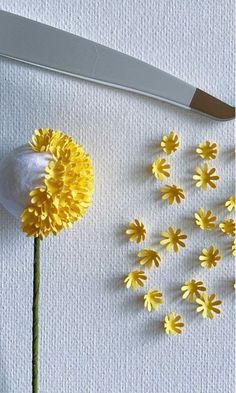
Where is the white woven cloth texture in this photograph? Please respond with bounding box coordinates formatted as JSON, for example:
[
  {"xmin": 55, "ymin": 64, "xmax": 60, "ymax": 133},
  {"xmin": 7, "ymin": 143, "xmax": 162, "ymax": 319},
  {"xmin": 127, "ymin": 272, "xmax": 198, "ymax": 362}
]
[{"xmin": 0, "ymin": 1, "xmax": 235, "ymax": 392}]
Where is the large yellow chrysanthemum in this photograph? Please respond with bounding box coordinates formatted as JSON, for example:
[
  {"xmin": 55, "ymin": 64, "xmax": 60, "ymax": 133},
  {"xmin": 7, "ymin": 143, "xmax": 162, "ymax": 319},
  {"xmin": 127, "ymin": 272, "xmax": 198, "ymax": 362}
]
[{"xmin": 21, "ymin": 128, "xmax": 94, "ymax": 238}]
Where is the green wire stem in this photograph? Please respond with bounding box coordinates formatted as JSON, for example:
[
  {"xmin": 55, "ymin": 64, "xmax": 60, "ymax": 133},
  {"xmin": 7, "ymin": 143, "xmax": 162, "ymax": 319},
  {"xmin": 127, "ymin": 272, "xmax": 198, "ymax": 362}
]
[{"xmin": 32, "ymin": 237, "xmax": 40, "ymax": 393}]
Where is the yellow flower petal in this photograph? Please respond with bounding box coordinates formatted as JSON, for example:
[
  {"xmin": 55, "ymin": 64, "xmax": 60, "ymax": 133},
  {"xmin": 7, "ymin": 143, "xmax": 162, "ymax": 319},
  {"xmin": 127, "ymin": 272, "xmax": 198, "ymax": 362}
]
[
  {"xmin": 196, "ymin": 141, "xmax": 217, "ymax": 160},
  {"xmin": 144, "ymin": 289, "xmax": 164, "ymax": 312},
  {"xmin": 152, "ymin": 158, "xmax": 170, "ymax": 181},
  {"xmin": 164, "ymin": 313, "xmax": 184, "ymax": 335},
  {"xmin": 194, "ymin": 208, "xmax": 217, "ymax": 230},
  {"xmin": 160, "ymin": 184, "xmax": 185, "ymax": 205},
  {"xmin": 160, "ymin": 131, "xmax": 179, "ymax": 155},
  {"xmin": 181, "ymin": 280, "xmax": 206, "ymax": 302},
  {"xmin": 193, "ymin": 163, "xmax": 219, "ymax": 191},
  {"xmin": 196, "ymin": 293, "xmax": 222, "ymax": 319},
  {"xmin": 126, "ymin": 219, "xmax": 146, "ymax": 243},
  {"xmin": 199, "ymin": 245, "xmax": 221, "ymax": 269},
  {"xmin": 219, "ymin": 219, "xmax": 235, "ymax": 237},
  {"xmin": 137, "ymin": 249, "xmax": 161, "ymax": 269},
  {"xmin": 160, "ymin": 227, "xmax": 187, "ymax": 253},
  {"xmin": 124, "ymin": 271, "xmax": 147, "ymax": 290}
]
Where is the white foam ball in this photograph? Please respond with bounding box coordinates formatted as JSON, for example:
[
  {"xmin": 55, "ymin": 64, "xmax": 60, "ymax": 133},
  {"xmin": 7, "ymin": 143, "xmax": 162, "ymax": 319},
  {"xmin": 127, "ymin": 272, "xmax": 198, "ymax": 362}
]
[{"xmin": 0, "ymin": 144, "xmax": 52, "ymax": 218}]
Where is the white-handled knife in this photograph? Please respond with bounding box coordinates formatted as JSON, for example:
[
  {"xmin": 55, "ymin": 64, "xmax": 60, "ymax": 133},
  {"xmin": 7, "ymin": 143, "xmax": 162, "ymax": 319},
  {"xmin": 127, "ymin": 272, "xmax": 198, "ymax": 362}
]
[{"xmin": 0, "ymin": 10, "xmax": 234, "ymax": 120}]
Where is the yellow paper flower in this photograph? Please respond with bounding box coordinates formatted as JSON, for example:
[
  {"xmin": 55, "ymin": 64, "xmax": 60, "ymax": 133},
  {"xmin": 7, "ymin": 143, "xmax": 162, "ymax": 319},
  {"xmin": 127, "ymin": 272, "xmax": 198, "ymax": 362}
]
[
  {"xmin": 181, "ymin": 280, "xmax": 206, "ymax": 302},
  {"xmin": 161, "ymin": 131, "xmax": 179, "ymax": 155},
  {"xmin": 225, "ymin": 196, "xmax": 236, "ymax": 212},
  {"xmin": 196, "ymin": 141, "xmax": 217, "ymax": 160},
  {"xmin": 196, "ymin": 293, "xmax": 222, "ymax": 319},
  {"xmin": 126, "ymin": 219, "xmax": 146, "ymax": 243},
  {"xmin": 164, "ymin": 313, "xmax": 184, "ymax": 335},
  {"xmin": 160, "ymin": 227, "xmax": 187, "ymax": 252},
  {"xmin": 124, "ymin": 270, "xmax": 147, "ymax": 289},
  {"xmin": 194, "ymin": 208, "xmax": 217, "ymax": 230},
  {"xmin": 21, "ymin": 129, "xmax": 94, "ymax": 238},
  {"xmin": 160, "ymin": 184, "xmax": 185, "ymax": 205},
  {"xmin": 199, "ymin": 245, "xmax": 221, "ymax": 269},
  {"xmin": 152, "ymin": 158, "xmax": 170, "ymax": 181},
  {"xmin": 193, "ymin": 163, "xmax": 219, "ymax": 191},
  {"xmin": 219, "ymin": 219, "xmax": 235, "ymax": 237},
  {"xmin": 137, "ymin": 249, "xmax": 161, "ymax": 269},
  {"xmin": 144, "ymin": 289, "xmax": 163, "ymax": 312},
  {"xmin": 232, "ymin": 240, "xmax": 236, "ymax": 257}
]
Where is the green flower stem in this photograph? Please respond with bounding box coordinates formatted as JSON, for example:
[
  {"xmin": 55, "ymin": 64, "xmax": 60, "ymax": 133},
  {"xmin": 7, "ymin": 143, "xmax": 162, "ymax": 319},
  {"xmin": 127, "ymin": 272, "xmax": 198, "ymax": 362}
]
[{"xmin": 32, "ymin": 237, "xmax": 40, "ymax": 393}]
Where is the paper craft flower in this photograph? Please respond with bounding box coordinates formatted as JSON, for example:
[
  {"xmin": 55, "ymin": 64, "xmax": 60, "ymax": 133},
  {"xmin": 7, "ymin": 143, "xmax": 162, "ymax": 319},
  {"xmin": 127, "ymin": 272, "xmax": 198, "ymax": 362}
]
[
  {"xmin": 219, "ymin": 219, "xmax": 235, "ymax": 237},
  {"xmin": 164, "ymin": 313, "xmax": 184, "ymax": 335},
  {"xmin": 181, "ymin": 280, "xmax": 206, "ymax": 302},
  {"xmin": 126, "ymin": 219, "xmax": 146, "ymax": 243},
  {"xmin": 196, "ymin": 141, "xmax": 217, "ymax": 160},
  {"xmin": 160, "ymin": 184, "xmax": 185, "ymax": 205},
  {"xmin": 152, "ymin": 158, "xmax": 170, "ymax": 181},
  {"xmin": 199, "ymin": 246, "xmax": 221, "ymax": 269},
  {"xmin": 160, "ymin": 131, "xmax": 179, "ymax": 155},
  {"xmin": 160, "ymin": 227, "xmax": 187, "ymax": 252},
  {"xmin": 0, "ymin": 129, "xmax": 94, "ymax": 238},
  {"xmin": 225, "ymin": 196, "xmax": 236, "ymax": 212},
  {"xmin": 196, "ymin": 293, "xmax": 222, "ymax": 319},
  {"xmin": 193, "ymin": 163, "xmax": 219, "ymax": 190},
  {"xmin": 232, "ymin": 240, "xmax": 236, "ymax": 257},
  {"xmin": 124, "ymin": 270, "xmax": 147, "ymax": 289},
  {"xmin": 0, "ymin": 128, "xmax": 94, "ymax": 393},
  {"xmin": 137, "ymin": 249, "xmax": 161, "ymax": 269},
  {"xmin": 194, "ymin": 208, "xmax": 217, "ymax": 230},
  {"xmin": 144, "ymin": 289, "xmax": 163, "ymax": 312}
]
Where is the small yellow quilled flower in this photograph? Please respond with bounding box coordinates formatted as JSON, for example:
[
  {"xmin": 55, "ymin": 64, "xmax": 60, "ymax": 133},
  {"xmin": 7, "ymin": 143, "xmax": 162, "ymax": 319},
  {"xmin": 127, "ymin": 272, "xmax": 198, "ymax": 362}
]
[
  {"xmin": 164, "ymin": 313, "xmax": 184, "ymax": 335},
  {"xmin": 152, "ymin": 158, "xmax": 170, "ymax": 181},
  {"xmin": 160, "ymin": 227, "xmax": 187, "ymax": 253},
  {"xmin": 144, "ymin": 290, "xmax": 164, "ymax": 312},
  {"xmin": 137, "ymin": 249, "xmax": 161, "ymax": 269},
  {"xmin": 219, "ymin": 219, "xmax": 235, "ymax": 237},
  {"xmin": 232, "ymin": 240, "xmax": 236, "ymax": 257},
  {"xmin": 199, "ymin": 245, "xmax": 221, "ymax": 269},
  {"xmin": 160, "ymin": 131, "xmax": 179, "ymax": 155},
  {"xmin": 193, "ymin": 163, "xmax": 219, "ymax": 191},
  {"xmin": 124, "ymin": 271, "xmax": 147, "ymax": 289},
  {"xmin": 160, "ymin": 184, "xmax": 185, "ymax": 205},
  {"xmin": 194, "ymin": 208, "xmax": 217, "ymax": 230},
  {"xmin": 126, "ymin": 219, "xmax": 146, "ymax": 243},
  {"xmin": 196, "ymin": 141, "xmax": 217, "ymax": 160},
  {"xmin": 196, "ymin": 293, "xmax": 222, "ymax": 319},
  {"xmin": 225, "ymin": 196, "xmax": 236, "ymax": 212},
  {"xmin": 181, "ymin": 280, "xmax": 206, "ymax": 302}
]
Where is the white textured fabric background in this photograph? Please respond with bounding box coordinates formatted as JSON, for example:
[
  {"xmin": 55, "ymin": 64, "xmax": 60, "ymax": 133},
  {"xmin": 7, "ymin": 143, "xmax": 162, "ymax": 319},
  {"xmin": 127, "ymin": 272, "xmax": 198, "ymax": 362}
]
[{"xmin": 0, "ymin": 1, "xmax": 235, "ymax": 392}]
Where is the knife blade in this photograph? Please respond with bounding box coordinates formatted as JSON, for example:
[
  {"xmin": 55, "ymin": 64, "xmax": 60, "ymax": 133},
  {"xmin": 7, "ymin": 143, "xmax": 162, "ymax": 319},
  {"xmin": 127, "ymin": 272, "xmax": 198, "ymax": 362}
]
[{"xmin": 0, "ymin": 10, "xmax": 234, "ymax": 120}]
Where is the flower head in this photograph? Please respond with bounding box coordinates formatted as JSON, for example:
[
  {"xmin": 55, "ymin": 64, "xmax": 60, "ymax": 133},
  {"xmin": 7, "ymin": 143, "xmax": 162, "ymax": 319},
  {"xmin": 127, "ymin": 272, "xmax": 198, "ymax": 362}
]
[
  {"xmin": 194, "ymin": 208, "xmax": 217, "ymax": 230},
  {"xmin": 199, "ymin": 246, "xmax": 221, "ymax": 269},
  {"xmin": 19, "ymin": 129, "xmax": 94, "ymax": 238},
  {"xmin": 124, "ymin": 270, "xmax": 147, "ymax": 289},
  {"xmin": 196, "ymin": 141, "xmax": 217, "ymax": 160},
  {"xmin": 164, "ymin": 313, "xmax": 184, "ymax": 335},
  {"xmin": 161, "ymin": 131, "xmax": 179, "ymax": 155},
  {"xmin": 160, "ymin": 227, "xmax": 187, "ymax": 252},
  {"xmin": 152, "ymin": 158, "xmax": 170, "ymax": 181},
  {"xmin": 232, "ymin": 240, "xmax": 236, "ymax": 257},
  {"xmin": 196, "ymin": 293, "xmax": 222, "ymax": 319},
  {"xmin": 144, "ymin": 289, "xmax": 163, "ymax": 312},
  {"xmin": 181, "ymin": 280, "xmax": 206, "ymax": 302},
  {"xmin": 137, "ymin": 249, "xmax": 161, "ymax": 269},
  {"xmin": 225, "ymin": 196, "xmax": 236, "ymax": 212},
  {"xmin": 193, "ymin": 163, "xmax": 219, "ymax": 191},
  {"xmin": 160, "ymin": 184, "xmax": 185, "ymax": 205},
  {"xmin": 126, "ymin": 219, "xmax": 146, "ymax": 243},
  {"xmin": 219, "ymin": 219, "xmax": 235, "ymax": 237}
]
